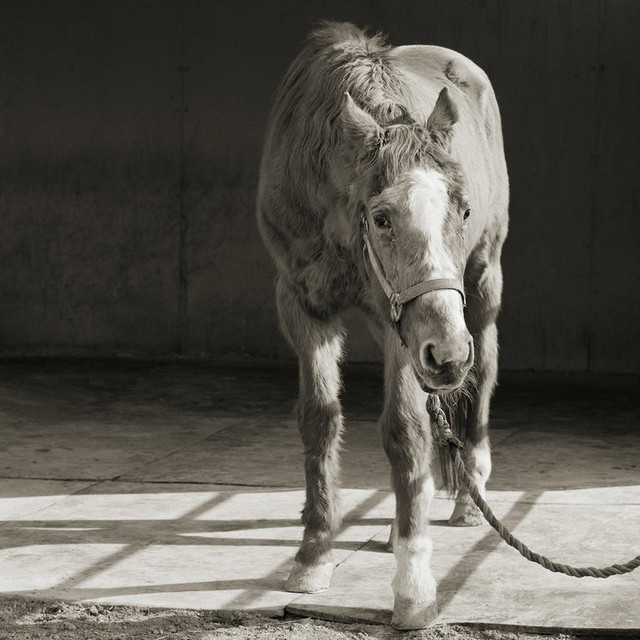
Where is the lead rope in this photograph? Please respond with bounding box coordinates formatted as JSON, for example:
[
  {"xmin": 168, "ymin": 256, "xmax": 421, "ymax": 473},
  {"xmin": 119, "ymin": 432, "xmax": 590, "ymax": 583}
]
[{"xmin": 426, "ymin": 395, "xmax": 640, "ymax": 578}]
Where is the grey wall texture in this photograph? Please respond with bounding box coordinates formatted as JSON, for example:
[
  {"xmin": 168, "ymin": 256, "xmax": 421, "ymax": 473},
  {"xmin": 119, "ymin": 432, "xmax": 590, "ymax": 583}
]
[{"xmin": 0, "ymin": 1, "xmax": 638, "ymax": 372}]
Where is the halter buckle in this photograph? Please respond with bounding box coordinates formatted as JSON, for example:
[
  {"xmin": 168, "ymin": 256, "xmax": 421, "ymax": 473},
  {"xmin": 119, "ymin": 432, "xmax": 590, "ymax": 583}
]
[{"xmin": 390, "ymin": 293, "xmax": 403, "ymax": 323}]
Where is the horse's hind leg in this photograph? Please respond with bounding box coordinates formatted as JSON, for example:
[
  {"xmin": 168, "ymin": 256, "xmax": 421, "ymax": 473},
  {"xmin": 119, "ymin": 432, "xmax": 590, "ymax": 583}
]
[
  {"xmin": 449, "ymin": 257, "xmax": 502, "ymax": 526},
  {"xmin": 276, "ymin": 278, "xmax": 345, "ymax": 593},
  {"xmin": 381, "ymin": 331, "xmax": 438, "ymax": 629}
]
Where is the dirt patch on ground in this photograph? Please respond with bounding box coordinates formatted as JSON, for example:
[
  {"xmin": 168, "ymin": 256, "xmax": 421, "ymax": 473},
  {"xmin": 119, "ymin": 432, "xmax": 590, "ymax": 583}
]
[{"xmin": 0, "ymin": 598, "xmax": 613, "ymax": 640}]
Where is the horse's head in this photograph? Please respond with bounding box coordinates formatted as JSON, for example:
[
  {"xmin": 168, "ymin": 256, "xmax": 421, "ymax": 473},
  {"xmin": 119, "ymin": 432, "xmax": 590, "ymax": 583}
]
[{"xmin": 342, "ymin": 88, "xmax": 472, "ymax": 393}]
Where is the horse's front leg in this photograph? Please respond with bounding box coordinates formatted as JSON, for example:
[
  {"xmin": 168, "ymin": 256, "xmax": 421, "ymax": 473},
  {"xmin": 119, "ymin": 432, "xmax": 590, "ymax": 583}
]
[
  {"xmin": 276, "ymin": 279, "xmax": 345, "ymax": 593},
  {"xmin": 381, "ymin": 331, "xmax": 438, "ymax": 629}
]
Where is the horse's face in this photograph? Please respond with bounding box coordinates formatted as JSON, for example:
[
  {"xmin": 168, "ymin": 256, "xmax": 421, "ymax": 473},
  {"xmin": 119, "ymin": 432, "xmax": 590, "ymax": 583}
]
[
  {"xmin": 364, "ymin": 166, "xmax": 472, "ymax": 393},
  {"xmin": 342, "ymin": 89, "xmax": 473, "ymax": 393}
]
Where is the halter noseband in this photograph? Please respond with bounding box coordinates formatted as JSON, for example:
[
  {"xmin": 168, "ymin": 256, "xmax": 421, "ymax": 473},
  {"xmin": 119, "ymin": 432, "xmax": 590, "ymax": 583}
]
[{"xmin": 361, "ymin": 215, "xmax": 466, "ymax": 327}]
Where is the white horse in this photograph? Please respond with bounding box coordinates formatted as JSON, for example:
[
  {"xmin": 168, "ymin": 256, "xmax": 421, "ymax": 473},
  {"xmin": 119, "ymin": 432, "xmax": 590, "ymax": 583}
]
[{"xmin": 257, "ymin": 22, "xmax": 508, "ymax": 629}]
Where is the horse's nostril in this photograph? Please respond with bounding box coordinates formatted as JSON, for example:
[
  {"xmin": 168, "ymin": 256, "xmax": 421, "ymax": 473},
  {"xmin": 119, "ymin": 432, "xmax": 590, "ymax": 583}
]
[
  {"xmin": 423, "ymin": 337, "xmax": 472, "ymax": 370},
  {"xmin": 424, "ymin": 343, "xmax": 438, "ymax": 369},
  {"xmin": 465, "ymin": 339, "xmax": 474, "ymax": 366}
]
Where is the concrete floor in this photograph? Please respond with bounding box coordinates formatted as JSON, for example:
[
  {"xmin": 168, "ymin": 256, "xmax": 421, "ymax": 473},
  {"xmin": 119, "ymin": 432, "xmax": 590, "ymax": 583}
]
[{"xmin": 0, "ymin": 360, "xmax": 638, "ymax": 634}]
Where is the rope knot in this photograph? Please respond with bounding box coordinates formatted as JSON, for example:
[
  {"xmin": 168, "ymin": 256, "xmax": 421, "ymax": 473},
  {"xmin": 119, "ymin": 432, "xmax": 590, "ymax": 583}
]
[{"xmin": 426, "ymin": 395, "xmax": 464, "ymax": 449}]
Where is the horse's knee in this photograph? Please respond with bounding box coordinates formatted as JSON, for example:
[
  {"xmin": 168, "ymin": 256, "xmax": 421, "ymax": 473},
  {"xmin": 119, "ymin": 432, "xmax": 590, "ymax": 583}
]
[{"xmin": 296, "ymin": 398, "xmax": 342, "ymax": 436}]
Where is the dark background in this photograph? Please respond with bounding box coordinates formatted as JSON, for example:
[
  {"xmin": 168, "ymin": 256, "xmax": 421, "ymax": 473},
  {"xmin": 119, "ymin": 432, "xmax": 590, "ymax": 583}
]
[{"xmin": 1, "ymin": 0, "xmax": 638, "ymax": 373}]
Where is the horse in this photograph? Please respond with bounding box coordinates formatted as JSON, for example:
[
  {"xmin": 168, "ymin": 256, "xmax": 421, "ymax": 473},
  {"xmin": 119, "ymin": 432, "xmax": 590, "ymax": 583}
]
[{"xmin": 256, "ymin": 22, "xmax": 508, "ymax": 629}]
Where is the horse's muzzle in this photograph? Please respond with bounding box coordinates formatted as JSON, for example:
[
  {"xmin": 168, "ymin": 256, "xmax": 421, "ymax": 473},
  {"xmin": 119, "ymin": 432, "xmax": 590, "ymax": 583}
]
[{"xmin": 415, "ymin": 336, "xmax": 474, "ymax": 394}]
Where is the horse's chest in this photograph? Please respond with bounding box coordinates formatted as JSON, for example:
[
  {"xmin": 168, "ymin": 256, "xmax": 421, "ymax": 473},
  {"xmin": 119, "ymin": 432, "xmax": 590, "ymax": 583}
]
[{"xmin": 293, "ymin": 245, "xmax": 360, "ymax": 316}]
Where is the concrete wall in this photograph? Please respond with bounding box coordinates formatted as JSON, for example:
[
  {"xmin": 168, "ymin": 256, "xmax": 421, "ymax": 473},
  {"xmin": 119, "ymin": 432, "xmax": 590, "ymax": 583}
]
[{"xmin": 1, "ymin": 1, "xmax": 638, "ymax": 372}]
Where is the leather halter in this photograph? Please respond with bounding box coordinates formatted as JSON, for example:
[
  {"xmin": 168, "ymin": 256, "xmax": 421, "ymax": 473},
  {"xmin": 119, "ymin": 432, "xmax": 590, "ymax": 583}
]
[{"xmin": 362, "ymin": 215, "xmax": 466, "ymax": 326}]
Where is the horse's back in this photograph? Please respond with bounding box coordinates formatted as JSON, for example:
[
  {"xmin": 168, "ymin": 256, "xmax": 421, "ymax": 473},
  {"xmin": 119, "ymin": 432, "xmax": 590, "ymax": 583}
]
[
  {"xmin": 391, "ymin": 46, "xmax": 492, "ymax": 106},
  {"xmin": 390, "ymin": 44, "xmax": 509, "ymax": 253}
]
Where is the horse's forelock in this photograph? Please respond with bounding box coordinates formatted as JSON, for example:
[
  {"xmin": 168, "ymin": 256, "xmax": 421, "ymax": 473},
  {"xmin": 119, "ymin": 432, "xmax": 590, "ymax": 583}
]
[{"xmin": 365, "ymin": 124, "xmax": 463, "ymax": 197}]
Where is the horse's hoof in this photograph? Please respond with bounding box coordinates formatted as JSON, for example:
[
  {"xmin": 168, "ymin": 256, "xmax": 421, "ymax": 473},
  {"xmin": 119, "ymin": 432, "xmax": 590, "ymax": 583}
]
[
  {"xmin": 391, "ymin": 598, "xmax": 438, "ymax": 630},
  {"xmin": 448, "ymin": 502, "xmax": 483, "ymax": 526},
  {"xmin": 284, "ymin": 560, "xmax": 333, "ymax": 593}
]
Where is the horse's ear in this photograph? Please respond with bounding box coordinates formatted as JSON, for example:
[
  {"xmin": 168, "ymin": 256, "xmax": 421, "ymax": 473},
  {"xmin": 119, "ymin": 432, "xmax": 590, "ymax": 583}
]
[
  {"xmin": 342, "ymin": 92, "xmax": 382, "ymax": 145},
  {"xmin": 426, "ymin": 87, "xmax": 458, "ymax": 148}
]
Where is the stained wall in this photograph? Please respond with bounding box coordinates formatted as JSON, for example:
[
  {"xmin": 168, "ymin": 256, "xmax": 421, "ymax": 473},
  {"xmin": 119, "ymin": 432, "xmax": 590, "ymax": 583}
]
[{"xmin": 1, "ymin": 1, "xmax": 638, "ymax": 372}]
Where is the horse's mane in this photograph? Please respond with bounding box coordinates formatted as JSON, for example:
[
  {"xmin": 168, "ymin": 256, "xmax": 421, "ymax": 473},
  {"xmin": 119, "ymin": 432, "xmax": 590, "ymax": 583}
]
[
  {"xmin": 267, "ymin": 20, "xmax": 467, "ymax": 229},
  {"xmin": 269, "ymin": 23, "xmax": 439, "ymax": 196}
]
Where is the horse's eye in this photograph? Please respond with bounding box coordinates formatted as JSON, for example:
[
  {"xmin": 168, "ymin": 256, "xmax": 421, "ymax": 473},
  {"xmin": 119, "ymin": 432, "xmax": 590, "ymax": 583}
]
[
  {"xmin": 373, "ymin": 214, "xmax": 391, "ymax": 229},
  {"xmin": 463, "ymin": 208, "xmax": 471, "ymax": 220}
]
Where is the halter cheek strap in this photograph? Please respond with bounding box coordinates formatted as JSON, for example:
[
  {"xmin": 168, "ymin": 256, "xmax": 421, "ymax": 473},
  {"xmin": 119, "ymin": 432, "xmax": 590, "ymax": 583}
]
[{"xmin": 362, "ymin": 216, "xmax": 466, "ymax": 324}]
